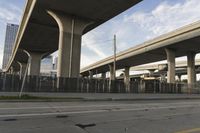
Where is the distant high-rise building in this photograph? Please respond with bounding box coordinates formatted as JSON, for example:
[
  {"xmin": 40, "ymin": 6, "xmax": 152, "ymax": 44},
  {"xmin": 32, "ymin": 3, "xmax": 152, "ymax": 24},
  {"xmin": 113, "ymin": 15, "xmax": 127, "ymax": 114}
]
[
  {"xmin": 53, "ymin": 56, "xmax": 58, "ymax": 70},
  {"xmin": 2, "ymin": 23, "xmax": 19, "ymax": 69},
  {"xmin": 40, "ymin": 55, "xmax": 53, "ymax": 76}
]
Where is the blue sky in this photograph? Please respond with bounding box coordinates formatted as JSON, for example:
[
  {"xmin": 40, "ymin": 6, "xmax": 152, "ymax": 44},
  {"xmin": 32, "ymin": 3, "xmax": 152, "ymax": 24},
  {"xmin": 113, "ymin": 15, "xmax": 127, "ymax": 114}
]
[{"xmin": 0, "ymin": 0, "xmax": 200, "ymax": 69}]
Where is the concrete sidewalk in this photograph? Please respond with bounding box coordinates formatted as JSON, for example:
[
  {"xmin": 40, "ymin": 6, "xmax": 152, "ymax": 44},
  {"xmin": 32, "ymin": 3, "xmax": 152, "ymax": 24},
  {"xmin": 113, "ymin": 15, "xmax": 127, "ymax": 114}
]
[{"xmin": 0, "ymin": 92, "xmax": 200, "ymax": 101}]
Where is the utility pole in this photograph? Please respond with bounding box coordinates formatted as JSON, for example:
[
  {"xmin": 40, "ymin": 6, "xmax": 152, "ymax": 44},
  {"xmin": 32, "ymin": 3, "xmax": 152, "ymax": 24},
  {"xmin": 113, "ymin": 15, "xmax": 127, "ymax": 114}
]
[
  {"xmin": 19, "ymin": 56, "xmax": 31, "ymax": 98},
  {"xmin": 113, "ymin": 34, "xmax": 117, "ymax": 80},
  {"xmin": 109, "ymin": 35, "xmax": 117, "ymax": 92}
]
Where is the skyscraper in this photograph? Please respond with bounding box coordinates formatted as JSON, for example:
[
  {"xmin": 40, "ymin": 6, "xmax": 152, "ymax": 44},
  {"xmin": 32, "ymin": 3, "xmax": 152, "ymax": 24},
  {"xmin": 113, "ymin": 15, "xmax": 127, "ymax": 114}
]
[
  {"xmin": 53, "ymin": 56, "xmax": 58, "ymax": 70},
  {"xmin": 2, "ymin": 23, "xmax": 19, "ymax": 69}
]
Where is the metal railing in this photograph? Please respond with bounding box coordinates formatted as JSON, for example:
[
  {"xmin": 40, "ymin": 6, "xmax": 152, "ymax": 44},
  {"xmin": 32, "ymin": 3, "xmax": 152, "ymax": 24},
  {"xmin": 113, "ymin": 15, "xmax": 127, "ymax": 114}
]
[{"xmin": 0, "ymin": 74, "xmax": 199, "ymax": 94}]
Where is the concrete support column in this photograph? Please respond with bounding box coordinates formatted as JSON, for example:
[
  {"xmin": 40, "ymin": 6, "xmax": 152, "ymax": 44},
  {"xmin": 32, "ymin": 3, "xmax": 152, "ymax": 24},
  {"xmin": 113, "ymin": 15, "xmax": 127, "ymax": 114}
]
[
  {"xmin": 12, "ymin": 70, "xmax": 19, "ymax": 75},
  {"xmin": 124, "ymin": 67, "xmax": 130, "ymax": 93},
  {"xmin": 18, "ymin": 62, "xmax": 27, "ymax": 80},
  {"xmin": 148, "ymin": 69, "xmax": 155, "ymax": 77},
  {"xmin": 28, "ymin": 52, "xmax": 43, "ymax": 76},
  {"xmin": 109, "ymin": 64, "xmax": 115, "ymax": 80},
  {"xmin": 177, "ymin": 74, "xmax": 182, "ymax": 82},
  {"xmin": 7, "ymin": 69, "xmax": 11, "ymax": 75},
  {"xmin": 101, "ymin": 73, "xmax": 106, "ymax": 79},
  {"xmin": 160, "ymin": 73, "xmax": 167, "ymax": 83},
  {"xmin": 165, "ymin": 48, "xmax": 176, "ymax": 83},
  {"xmin": 89, "ymin": 71, "xmax": 93, "ymax": 79},
  {"xmin": 187, "ymin": 52, "xmax": 196, "ymax": 84},
  {"xmin": 47, "ymin": 11, "xmax": 92, "ymax": 78},
  {"xmin": 10, "ymin": 67, "xmax": 14, "ymax": 75}
]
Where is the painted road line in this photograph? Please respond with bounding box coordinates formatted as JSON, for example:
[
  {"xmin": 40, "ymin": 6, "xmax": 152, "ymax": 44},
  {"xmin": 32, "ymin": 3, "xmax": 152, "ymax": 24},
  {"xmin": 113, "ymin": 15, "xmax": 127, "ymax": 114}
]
[
  {"xmin": 0, "ymin": 104, "xmax": 147, "ymax": 110},
  {"xmin": 0, "ymin": 102, "xmax": 200, "ymax": 110},
  {"xmin": 0, "ymin": 104, "xmax": 199, "ymax": 118}
]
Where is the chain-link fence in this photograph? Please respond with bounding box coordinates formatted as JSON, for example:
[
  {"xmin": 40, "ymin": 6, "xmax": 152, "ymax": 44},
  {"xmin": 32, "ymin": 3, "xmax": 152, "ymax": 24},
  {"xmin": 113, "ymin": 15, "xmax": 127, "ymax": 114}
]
[{"xmin": 0, "ymin": 74, "xmax": 199, "ymax": 94}]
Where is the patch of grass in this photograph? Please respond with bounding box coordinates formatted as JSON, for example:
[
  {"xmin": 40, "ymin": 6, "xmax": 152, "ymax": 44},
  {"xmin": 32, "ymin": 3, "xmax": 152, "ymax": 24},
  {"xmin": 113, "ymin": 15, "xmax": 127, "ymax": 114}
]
[
  {"xmin": 0, "ymin": 94, "xmax": 43, "ymax": 100},
  {"xmin": 0, "ymin": 94, "xmax": 84, "ymax": 101}
]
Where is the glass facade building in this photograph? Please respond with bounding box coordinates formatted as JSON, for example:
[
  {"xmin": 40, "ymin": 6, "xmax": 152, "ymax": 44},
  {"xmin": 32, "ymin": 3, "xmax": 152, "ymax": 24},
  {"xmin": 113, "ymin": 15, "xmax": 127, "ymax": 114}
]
[{"xmin": 2, "ymin": 23, "xmax": 19, "ymax": 69}]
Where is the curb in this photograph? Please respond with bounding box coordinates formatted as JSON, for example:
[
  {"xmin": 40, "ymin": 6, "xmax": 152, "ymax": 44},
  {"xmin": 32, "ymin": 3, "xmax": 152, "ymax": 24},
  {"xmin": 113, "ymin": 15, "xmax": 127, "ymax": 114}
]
[
  {"xmin": 1, "ymin": 97, "xmax": 200, "ymax": 102},
  {"xmin": 83, "ymin": 97, "xmax": 200, "ymax": 101}
]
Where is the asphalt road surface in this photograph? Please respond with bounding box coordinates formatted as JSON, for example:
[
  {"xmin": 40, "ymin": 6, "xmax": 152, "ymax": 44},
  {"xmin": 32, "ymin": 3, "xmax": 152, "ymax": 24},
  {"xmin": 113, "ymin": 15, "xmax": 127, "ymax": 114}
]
[{"xmin": 0, "ymin": 100, "xmax": 200, "ymax": 133}]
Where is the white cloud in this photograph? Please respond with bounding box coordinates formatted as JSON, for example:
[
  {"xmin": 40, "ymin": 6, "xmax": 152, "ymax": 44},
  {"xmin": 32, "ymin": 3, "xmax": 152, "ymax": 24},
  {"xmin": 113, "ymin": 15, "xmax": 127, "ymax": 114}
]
[
  {"xmin": 126, "ymin": 0, "xmax": 200, "ymax": 39},
  {"xmin": 81, "ymin": 30, "xmax": 113, "ymax": 68},
  {"xmin": 81, "ymin": 0, "xmax": 200, "ymax": 68},
  {"xmin": 82, "ymin": 34, "xmax": 107, "ymax": 59},
  {"xmin": 0, "ymin": 3, "xmax": 22, "ymax": 23},
  {"xmin": 81, "ymin": 54, "xmax": 98, "ymax": 68}
]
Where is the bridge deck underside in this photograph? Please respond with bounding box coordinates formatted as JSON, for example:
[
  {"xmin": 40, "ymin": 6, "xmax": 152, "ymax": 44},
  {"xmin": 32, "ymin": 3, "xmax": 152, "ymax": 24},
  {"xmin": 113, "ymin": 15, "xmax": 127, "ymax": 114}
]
[{"xmin": 12, "ymin": 0, "xmax": 142, "ymax": 66}]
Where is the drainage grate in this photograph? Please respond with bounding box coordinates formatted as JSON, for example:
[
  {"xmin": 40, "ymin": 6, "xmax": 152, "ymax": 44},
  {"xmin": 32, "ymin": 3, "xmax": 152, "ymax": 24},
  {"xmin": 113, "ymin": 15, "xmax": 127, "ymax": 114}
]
[
  {"xmin": 76, "ymin": 123, "xmax": 96, "ymax": 129},
  {"xmin": 3, "ymin": 119, "xmax": 17, "ymax": 122}
]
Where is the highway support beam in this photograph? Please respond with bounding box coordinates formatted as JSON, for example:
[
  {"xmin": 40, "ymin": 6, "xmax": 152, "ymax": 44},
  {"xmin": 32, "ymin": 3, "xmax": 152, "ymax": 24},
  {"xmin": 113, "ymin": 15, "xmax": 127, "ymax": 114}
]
[
  {"xmin": 47, "ymin": 11, "xmax": 92, "ymax": 78},
  {"xmin": 177, "ymin": 74, "xmax": 182, "ymax": 82},
  {"xmin": 10, "ymin": 66, "xmax": 15, "ymax": 75},
  {"xmin": 28, "ymin": 52, "xmax": 43, "ymax": 76},
  {"xmin": 165, "ymin": 48, "xmax": 175, "ymax": 83},
  {"xmin": 187, "ymin": 52, "xmax": 196, "ymax": 84},
  {"xmin": 124, "ymin": 67, "xmax": 130, "ymax": 93},
  {"xmin": 148, "ymin": 69, "xmax": 155, "ymax": 77},
  {"xmin": 24, "ymin": 52, "xmax": 44, "ymax": 92},
  {"xmin": 109, "ymin": 64, "xmax": 115, "ymax": 81},
  {"xmin": 101, "ymin": 72, "xmax": 106, "ymax": 79},
  {"xmin": 89, "ymin": 71, "xmax": 93, "ymax": 79},
  {"xmin": 10, "ymin": 65, "xmax": 20, "ymax": 75}
]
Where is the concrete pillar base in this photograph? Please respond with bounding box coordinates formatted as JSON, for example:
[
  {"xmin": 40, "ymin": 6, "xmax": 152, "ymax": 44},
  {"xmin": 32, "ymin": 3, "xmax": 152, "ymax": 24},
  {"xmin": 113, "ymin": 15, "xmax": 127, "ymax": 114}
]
[
  {"xmin": 10, "ymin": 67, "xmax": 14, "ymax": 75},
  {"xmin": 177, "ymin": 74, "xmax": 182, "ymax": 82},
  {"xmin": 101, "ymin": 73, "xmax": 106, "ymax": 79},
  {"xmin": 28, "ymin": 52, "xmax": 43, "ymax": 76},
  {"xmin": 165, "ymin": 48, "xmax": 175, "ymax": 83},
  {"xmin": 187, "ymin": 52, "xmax": 196, "ymax": 85},
  {"xmin": 124, "ymin": 67, "xmax": 130, "ymax": 93},
  {"xmin": 89, "ymin": 71, "xmax": 93, "ymax": 79},
  {"xmin": 148, "ymin": 69, "xmax": 155, "ymax": 77},
  {"xmin": 18, "ymin": 62, "xmax": 27, "ymax": 80}
]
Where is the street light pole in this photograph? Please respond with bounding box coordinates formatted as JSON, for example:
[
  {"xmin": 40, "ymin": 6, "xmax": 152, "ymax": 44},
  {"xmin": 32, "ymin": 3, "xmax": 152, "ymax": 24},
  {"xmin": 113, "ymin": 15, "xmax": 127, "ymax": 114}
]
[{"xmin": 113, "ymin": 34, "xmax": 117, "ymax": 80}]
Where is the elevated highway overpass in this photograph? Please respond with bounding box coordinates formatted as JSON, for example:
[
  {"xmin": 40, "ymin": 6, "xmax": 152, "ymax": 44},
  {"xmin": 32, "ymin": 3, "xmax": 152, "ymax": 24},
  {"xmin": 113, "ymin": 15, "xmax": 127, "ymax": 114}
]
[
  {"xmin": 124, "ymin": 59, "xmax": 200, "ymax": 81},
  {"xmin": 5, "ymin": 0, "xmax": 142, "ymax": 86},
  {"xmin": 81, "ymin": 21, "xmax": 200, "ymax": 86},
  {"xmin": 84, "ymin": 59, "xmax": 200, "ymax": 81},
  {"xmin": 130, "ymin": 59, "xmax": 200, "ymax": 71}
]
